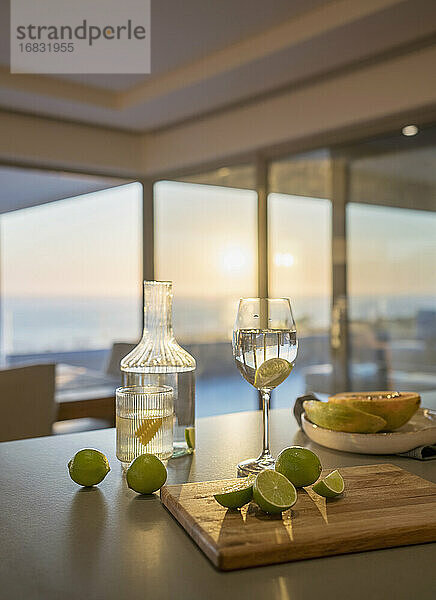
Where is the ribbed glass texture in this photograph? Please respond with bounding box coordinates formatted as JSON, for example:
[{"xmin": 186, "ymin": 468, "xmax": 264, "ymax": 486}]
[
  {"xmin": 121, "ymin": 281, "xmax": 196, "ymax": 372},
  {"xmin": 116, "ymin": 385, "xmax": 174, "ymax": 464}
]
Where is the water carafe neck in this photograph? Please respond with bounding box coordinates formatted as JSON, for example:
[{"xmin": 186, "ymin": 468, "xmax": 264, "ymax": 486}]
[{"xmin": 142, "ymin": 281, "xmax": 174, "ymax": 341}]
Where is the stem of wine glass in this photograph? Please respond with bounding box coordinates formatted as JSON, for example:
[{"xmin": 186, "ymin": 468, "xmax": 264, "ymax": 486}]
[{"xmin": 259, "ymin": 389, "xmax": 272, "ymax": 460}]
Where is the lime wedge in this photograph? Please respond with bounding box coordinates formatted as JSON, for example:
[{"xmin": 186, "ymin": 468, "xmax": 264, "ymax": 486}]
[
  {"xmin": 185, "ymin": 426, "xmax": 195, "ymax": 450},
  {"xmin": 254, "ymin": 358, "xmax": 292, "ymax": 390},
  {"xmin": 253, "ymin": 470, "xmax": 297, "ymax": 514},
  {"xmin": 312, "ymin": 470, "xmax": 344, "ymax": 498},
  {"xmin": 214, "ymin": 476, "xmax": 255, "ymax": 509}
]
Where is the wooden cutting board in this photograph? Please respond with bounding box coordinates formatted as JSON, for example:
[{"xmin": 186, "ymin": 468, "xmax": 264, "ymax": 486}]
[{"xmin": 160, "ymin": 463, "xmax": 436, "ymax": 570}]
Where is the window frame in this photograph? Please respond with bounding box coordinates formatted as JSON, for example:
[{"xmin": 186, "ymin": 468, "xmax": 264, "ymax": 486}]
[
  {"xmin": 151, "ymin": 123, "xmax": 436, "ymax": 396},
  {"xmin": 1, "ymin": 120, "xmax": 435, "ymax": 397}
]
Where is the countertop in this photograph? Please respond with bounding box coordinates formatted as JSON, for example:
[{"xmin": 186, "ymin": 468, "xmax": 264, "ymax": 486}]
[{"xmin": 1, "ymin": 394, "xmax": 436, "ymax": 600}]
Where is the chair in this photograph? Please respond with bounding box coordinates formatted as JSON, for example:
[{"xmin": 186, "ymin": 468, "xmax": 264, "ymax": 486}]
[
  {"xmin": 0, "ymin": 363, "xmax": 55, "ymax": 442},
  {"xmin": 105, "ymin": 342, "xmax": 136, "ymax": 377}
]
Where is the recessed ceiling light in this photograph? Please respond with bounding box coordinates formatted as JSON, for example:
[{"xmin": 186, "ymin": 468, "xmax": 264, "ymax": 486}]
[{"xmin": 402, "ymin": 125, "xmax": 419, "ymax": 136}]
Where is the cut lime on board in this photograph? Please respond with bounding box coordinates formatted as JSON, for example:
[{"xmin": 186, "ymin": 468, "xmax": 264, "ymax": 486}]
[
  {"xmin": 312, "ymin": 470, "xmax": 344, "ymax": 498},
  {"xmin": 214, "ymin": 476, "xmax": 255, "ymax": 509},
  {"xmin": 254, "ymin": 358, "xmax": 292, "ymax": 390},
  {"xmin": 185, "ymin": 427, "xmax": 195, "ymax": 450},
  {"xmin": 253, "ymin": 470, "xmax": 297, "ymax": 514}
]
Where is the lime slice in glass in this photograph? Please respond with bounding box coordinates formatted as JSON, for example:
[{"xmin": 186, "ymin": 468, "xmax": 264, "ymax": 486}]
[
  {"xmin": 214, "ymin": 476, "xmax": 255, "ymax": 509},
  {"xmin": 135, "ymin": 417, "xmax": 163, "ymax": 446},
  {"xmin": 185, "ymin": 426, "xmax": 195, "ymax": 450},
  {"xmin": 253, "ymin": 470, "xmax": 297, "ymax": 514},
  {"xmin": 254, "ymin": 358, "xmax": 292, "ymax": 390},
  {"xmin": 312, "ymin": 470, "xmax": 344, "ymax": 498}
]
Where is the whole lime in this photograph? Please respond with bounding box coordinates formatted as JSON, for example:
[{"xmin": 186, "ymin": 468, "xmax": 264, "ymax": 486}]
[
  {"xmin": 68, "ymin": 448, "xmax": 110, "ymax": 487},
  {"xmin": 275, "ymin": 446, "xmax": 322, "ymax": 488},
  {"xmin": 126, "ymin": 453, "xmax": 167, "ymax": 494}
]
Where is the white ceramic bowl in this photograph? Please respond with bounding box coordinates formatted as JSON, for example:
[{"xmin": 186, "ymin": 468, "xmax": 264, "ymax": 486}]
[{"xmin": 301, "ymin": 407, "xmax": 436, "ymax": 454}]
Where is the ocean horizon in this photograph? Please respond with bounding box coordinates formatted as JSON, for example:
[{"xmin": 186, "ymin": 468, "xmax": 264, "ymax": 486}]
[{"xmin": 1, "ymin": 293, "xmax": 434, "ymax": 355}]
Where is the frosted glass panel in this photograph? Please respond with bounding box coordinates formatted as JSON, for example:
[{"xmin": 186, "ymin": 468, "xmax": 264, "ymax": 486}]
[
  {"xmin": 1, "ymin": 182, "xmax": 142, "ymax": 369},
  {"xmin": 268, "ymin": 191, "xmax": 332, "ymax": 404},
  {"xmin": 154, "ymin": 180, "xmax": 258, "ymax": 416}
]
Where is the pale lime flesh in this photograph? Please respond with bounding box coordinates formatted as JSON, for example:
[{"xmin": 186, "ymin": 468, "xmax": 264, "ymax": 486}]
[
  {"xmin": 312, "ymin": 469, "xmax": 344, "ymax": 498},
  {"xmin": 254, "ymin": 358, "xmax": 292, "ymax": 390},
  {"xmin": 253, "ymin": 470, "xmax": 297, "ymax": 514},
  {"xmin": 185, "ymin": 427, "xmax": 195, "ymax": 450}
]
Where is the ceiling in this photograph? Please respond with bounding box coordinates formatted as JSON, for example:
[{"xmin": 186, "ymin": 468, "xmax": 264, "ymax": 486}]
[
  {"xmin": 0, "ymin": 136, "xmax": 434, "ymax": 218},
  {"xmin": 0, "ymin": 0, "xmax": 325, "ymax": 90},
  {"xmin": 0, "ymin": 166, "xmax": 128, "ymax": 214},
  {"xmin": 0, "ymin": 0, "xmax": 435, "ymax": 131},
  {"xmin": 353, "ymin": 146, "xmax": 436, "ymax": 185}
]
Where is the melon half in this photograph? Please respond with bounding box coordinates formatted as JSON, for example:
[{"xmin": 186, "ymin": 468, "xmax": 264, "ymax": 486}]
[
  {"xmin": 328, "ymin": 391, "xmax": 420, "ymax": 431},
  {"xmin": 303, "ymin": 400, "xmax": 386, "ymax": 433}
]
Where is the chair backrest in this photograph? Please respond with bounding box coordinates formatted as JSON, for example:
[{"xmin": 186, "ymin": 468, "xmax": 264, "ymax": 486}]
[
  {"xmin": 106, "ymin": 342, "xmax": 136, "ymax": 377},
  {"xmin": 0, "ymin": 363, "xmax": 56, "ymax": 442}
]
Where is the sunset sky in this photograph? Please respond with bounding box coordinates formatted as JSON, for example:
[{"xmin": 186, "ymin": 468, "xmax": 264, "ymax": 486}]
[
  {"xmin": 155, "ymin": 181, "xmax": 332, "ymax": 302},
  {"xmin": 1, "ymin": 179, "xmax": 435, "ymax": 305},
  {"xmin": 348, "ymin": 203, "xmax": 436, "ymax": 296},
  {"xmin": 1, "ymin": 183, "xmax": 142, "ymax": 298}
]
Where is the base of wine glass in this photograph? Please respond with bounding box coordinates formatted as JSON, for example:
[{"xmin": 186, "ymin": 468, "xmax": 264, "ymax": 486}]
[{"xmin": 237, "ymin": 452, "xmax": 275, "ymax": 477}]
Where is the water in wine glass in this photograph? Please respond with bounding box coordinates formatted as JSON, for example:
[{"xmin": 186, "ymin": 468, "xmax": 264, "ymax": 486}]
[
  {"xmin": 233, "ymin": 298, "xmax": 298, "ymax": 476},
  {"xmin": 234, "ymin": 329, "xmax": 298, "ymax": 389}
]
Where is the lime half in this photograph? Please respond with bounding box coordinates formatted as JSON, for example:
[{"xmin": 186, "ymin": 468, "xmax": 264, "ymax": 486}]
[
  {"xmin": 185, "ymin": 427, "xmax": 195, "ymax": 450},
  {"xmin": 214, "ymin": 476, "xmax": 255, "ymax": 509},
  {"xmin": 312, "ymin": 470, "xmax": 344, "ymax": 498},
  {"xmin": 253, "ymin": 470, "xmax": 297, "ymax": 514},
  {"xmin": 254, "ymin": 358, "xmax": 292, "ymax": 390}
]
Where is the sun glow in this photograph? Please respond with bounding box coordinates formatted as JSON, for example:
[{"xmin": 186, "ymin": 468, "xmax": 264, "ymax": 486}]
[
  {"xmin": 219, "ymin": 245, "xmax": 250, "ymax": 274},
  {"xmin": 274, "ymin": 252, "xmax": 295, "ymax": 267}
]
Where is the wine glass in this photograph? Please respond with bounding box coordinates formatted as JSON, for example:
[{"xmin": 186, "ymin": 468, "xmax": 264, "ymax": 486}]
[{"xmin": 232, "ymin": 298, "xmax": 298, "ymax": 476}]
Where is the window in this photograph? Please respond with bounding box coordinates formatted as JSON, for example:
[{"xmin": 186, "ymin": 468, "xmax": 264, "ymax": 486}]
[
  {"xmin": 268, "ymin": 153, "xmax": 332, "ymax": 405},
  {"xmin": 347, "ymin": 133, "xmax": 436, "ymax": 392},
  {"xmin": 348, "ymin": 203, "xmax": 436, "ymax": 392},
  {"xmin": 1, "ymin": 183, "xmax": 142, "ymax": 370},
  {"xmin": 154, "ymin": 179, "xmax": 258, "ymax": 416}
]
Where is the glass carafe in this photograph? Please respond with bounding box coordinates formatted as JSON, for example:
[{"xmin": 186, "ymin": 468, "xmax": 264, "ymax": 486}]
[{"xmin": 120, "ymin": 281, "xmax": 196, "ymax": 457}]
